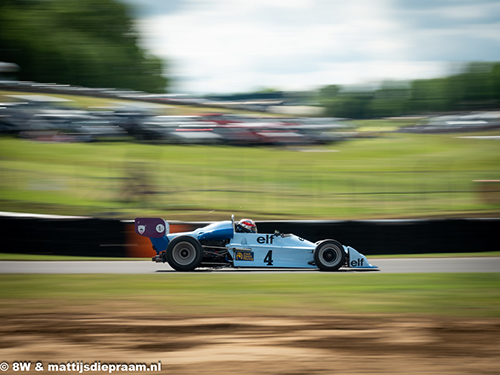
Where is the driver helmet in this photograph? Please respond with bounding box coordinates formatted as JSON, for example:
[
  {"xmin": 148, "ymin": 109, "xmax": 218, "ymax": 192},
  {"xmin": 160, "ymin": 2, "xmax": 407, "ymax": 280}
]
[{"xmin": 238, "ymin": 218, "xmax": 257, "ymax": 233}]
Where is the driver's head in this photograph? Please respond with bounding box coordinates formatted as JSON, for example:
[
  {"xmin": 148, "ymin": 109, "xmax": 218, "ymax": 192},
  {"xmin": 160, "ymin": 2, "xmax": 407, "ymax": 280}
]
[{"xmin": 238, "ymin": 218, "xmax": 257, "ymax": 233}]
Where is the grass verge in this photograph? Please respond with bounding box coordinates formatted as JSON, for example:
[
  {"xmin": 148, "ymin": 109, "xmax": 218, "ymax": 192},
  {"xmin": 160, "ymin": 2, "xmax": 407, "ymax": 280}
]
[
  {"xmin": 0, "ymin": 273, "xmax": 499, "ymax": 317},
  {"xmin": 1, "ymin": 130, "xmax": 500, "ymax": 221}
]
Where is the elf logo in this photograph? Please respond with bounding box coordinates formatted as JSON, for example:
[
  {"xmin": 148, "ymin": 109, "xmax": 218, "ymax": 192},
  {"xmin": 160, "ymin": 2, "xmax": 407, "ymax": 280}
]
[
  {"xmin": 257, "ymin": 235, "xmax": 274, "ymax": 244},
  {"xmin": 350, "ymin": 258, "xmax": 364, "ymax": 267}
]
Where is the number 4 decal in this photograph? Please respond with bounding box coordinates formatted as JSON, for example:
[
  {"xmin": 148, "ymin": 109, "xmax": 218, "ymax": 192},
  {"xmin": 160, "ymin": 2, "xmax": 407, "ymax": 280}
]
[{"xmin": 264, "ymin": 250, "xmax": 273, "ymax": 266}]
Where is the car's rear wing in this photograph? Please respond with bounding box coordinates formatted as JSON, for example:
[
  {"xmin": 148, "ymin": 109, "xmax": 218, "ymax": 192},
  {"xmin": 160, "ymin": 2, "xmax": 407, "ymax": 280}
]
[{"xmin": 135, "ymin": 218, "xmax": 169, "ymax": 238}]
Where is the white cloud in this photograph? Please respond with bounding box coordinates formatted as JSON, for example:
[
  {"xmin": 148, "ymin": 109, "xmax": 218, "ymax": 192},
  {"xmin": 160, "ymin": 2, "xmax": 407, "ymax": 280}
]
[{"xmin": 134, "ymin": 0, "xmax": 500, "ymax": 93}]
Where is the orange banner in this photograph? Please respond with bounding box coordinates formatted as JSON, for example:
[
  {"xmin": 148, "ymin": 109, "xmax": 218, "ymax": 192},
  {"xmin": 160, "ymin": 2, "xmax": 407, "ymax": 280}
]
[{"xmin": 125, "ymin": 223, "xmax": 194, "ymax": 258}]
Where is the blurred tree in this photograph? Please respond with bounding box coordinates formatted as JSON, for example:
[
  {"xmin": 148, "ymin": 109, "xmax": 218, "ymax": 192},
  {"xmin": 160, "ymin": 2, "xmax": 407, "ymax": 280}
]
[
  {"xmin": 319, "ymin": 84, "xmax": 340, "ymax": 99},
  {"xmin": 318, "ymin": 85, "xmax": 373, "ymax": 119},
  {"xmin": 0, "ymin": 0, "xmax": 168, "ymax": 93},
  {"xmin": 455, "ymin": 62, "xmax": 495, "ymax": 109},
  {"xmin": 255, "ymin": 87, "xmax": 280, "ymax": 93},
  {"xmin": 325, "ymin": 92, "xmax": 373, "ymax": 119},
  {"xmin": 369, "ymin": 81, "xmax": 410, "ymax": 118},
  {"xmin": 318, "ymin": 62, "xmax": 500, "ymax": 118},
  {"xmin": 407, "ymin": 78, "xmax": 450, "ymax": 113},
  {"xmin": 492, "ymin": 63, "xmax": 500, "ymax": 105},
  {"xmin": 318, "ymin": 85, "xmax": 341, "ymax": 117}
]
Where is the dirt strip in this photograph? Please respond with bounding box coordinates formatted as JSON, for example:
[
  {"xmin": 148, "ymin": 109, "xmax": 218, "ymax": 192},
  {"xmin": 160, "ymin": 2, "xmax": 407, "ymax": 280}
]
[{"xmin": 1, "ymin": 311, "xmax": 499, "ymax": 374}]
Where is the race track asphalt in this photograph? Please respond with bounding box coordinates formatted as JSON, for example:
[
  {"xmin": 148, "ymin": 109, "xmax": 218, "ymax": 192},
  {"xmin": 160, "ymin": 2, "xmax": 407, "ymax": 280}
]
[{"xmin": 0, "ymin": 257, "xmax": 499, "ymax": 273}]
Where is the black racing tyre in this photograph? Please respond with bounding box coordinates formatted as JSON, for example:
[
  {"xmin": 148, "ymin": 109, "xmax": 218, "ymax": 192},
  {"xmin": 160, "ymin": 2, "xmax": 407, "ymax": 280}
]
[
  {"xmin": 166, "ymin": 236, "xmax": 203, "ymax": 271},
  {"xmin": 314, "ymin": 239, "xmax": 346, "ymax": 271}
]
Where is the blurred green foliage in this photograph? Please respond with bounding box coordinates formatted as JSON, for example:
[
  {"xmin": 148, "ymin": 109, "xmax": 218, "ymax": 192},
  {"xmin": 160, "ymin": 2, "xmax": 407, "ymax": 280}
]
[
  {"xmin": 319, "ymin": 62, "xmax": 500, "ymax": 119},
  {"xmin": 0, "ymin": 0, "xmax": 167, "ymax": 93}
]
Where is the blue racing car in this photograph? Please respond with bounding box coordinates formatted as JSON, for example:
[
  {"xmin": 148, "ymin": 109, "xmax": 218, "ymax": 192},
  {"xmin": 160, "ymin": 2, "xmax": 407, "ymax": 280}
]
[{"xmin": 135, "ymin": 216, "xmax": 377, "ymax": 271}]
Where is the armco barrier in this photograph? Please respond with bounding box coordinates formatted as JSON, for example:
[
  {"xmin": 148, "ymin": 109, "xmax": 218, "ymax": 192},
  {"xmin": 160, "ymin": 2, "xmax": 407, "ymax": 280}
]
[
  {"xmin": 0, "ymin": 217, "xmax": 126, "ymax": 257},
  {"xmin": 258, "ymin": 219, "xmax": 498, "ymax": 256},
  {"xmin": 0, "ymin": 216, "xmax": 498, "ymax": 257}
]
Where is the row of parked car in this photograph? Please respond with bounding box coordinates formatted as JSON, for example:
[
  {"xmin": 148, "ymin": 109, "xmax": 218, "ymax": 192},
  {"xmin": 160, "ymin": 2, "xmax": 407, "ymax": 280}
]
[
  {"xmin": 398, "ymin": 112, "xmax": 500, "ymax": 133},
  {"xmin": 0, "ymin": 98, "xmax": 353, "ymax": 145},
  {"xmin": 0, "ymin": 79, "xmax": 148, "ymax": 100},
  {"xmin": 132, "ymin": 113, "xmax": 353, "ymax": 145}
]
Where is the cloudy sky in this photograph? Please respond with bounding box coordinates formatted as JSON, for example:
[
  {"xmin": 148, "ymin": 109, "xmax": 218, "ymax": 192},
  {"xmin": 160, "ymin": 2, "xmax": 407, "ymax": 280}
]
[{"xmin": 122, "ymin": 0, "xmax": 500, "ymax": 94}]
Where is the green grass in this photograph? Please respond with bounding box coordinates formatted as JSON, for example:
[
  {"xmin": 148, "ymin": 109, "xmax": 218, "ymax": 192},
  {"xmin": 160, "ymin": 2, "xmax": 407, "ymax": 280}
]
[
  {"xmin": 1, "ymin": 133, "xmax": 499, "ymax": 220},
  {"xmin": 0, "ymin": 273, "xmax": 499, "ymax": 317}
]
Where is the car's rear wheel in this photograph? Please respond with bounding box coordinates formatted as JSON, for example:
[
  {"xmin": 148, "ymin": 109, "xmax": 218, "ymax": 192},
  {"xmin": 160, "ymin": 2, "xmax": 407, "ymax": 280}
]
[
  {"xmin": 314, "ymin": 240, "xmax": 346, "ymax": 271},
  {"xmin": 166, "ymin": 236, "xmax": 203, "ymax": 271}
]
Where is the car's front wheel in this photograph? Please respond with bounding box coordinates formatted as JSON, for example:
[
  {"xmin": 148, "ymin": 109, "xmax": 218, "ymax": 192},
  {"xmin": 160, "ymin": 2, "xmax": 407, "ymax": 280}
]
[
  {"xmin": 166, "ymin": 236, "xmax": 203, "ymax": 271},
  {"xmin": 314, "ymin": 240, "xmax": 346, "ymax": 271}
]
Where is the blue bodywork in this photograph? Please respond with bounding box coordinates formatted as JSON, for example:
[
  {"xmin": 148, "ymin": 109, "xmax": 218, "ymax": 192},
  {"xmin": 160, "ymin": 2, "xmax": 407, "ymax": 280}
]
[{"xmin": 151, "ymin": 220, "xmax": 234, "ymax": 254}]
